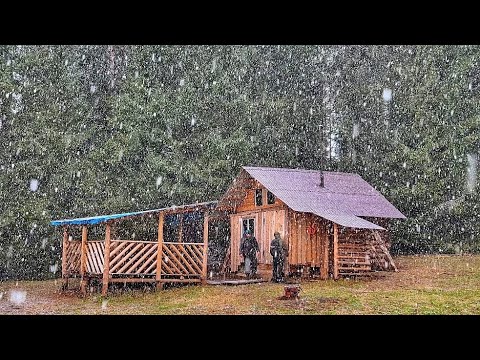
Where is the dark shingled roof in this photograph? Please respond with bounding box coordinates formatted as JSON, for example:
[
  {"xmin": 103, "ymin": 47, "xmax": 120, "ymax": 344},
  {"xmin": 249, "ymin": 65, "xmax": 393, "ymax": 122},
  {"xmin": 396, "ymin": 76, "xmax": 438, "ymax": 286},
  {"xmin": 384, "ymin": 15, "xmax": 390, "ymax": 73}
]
[{"xmin": 223, "ymin": 166, "xmax": 406, "ymax": 230}]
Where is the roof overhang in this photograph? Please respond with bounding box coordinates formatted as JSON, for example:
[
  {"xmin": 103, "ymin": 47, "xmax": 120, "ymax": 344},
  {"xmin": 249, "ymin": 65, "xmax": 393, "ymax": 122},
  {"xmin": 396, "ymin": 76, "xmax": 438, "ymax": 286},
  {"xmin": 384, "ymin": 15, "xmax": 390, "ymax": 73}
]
[{"xmin": 51, "ymin": 201, "xmax": 218, "ymax": 227}]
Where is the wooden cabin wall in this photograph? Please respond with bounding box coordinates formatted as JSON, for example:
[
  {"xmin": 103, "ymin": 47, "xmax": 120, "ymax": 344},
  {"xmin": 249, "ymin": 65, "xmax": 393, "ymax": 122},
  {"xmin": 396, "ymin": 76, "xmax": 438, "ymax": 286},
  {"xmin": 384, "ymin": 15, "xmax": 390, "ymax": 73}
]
[
  {"xmin": 258, "ymin": 209, "xmax": 287, "ymax": 264},
  {"xmin": 229, "ymin": 180, "xmax": 289, "ymax": 272},
  {"xmin": 287, "ymin": 210, "xmax": 328, "ymax": 276},
  {"xmin": 229, "ymin": 212, "xmax": 256, "ymax": 272},
  {"xmin": 236, "ymin": 180, "xmax": 286, "ymax": 213},
  {"xmin": 229, "ymin": 208, "xmax": 287, "ymax": 272}
]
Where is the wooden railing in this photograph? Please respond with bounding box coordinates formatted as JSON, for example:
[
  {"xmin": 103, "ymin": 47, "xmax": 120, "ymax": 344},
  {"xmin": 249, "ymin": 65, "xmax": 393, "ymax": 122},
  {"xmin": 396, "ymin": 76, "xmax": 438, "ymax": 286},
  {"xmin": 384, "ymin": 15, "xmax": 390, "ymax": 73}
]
[
  {"xmin": 82, "ymin": 240, "xmax": 205, "ymax": 279},
  {"xmin": 86, "ymin": 241, "xmax": 105, "ymax": 274},
  {"xmin": 64, "ymin": 237, "xmax": 207, "ymax": 294},
  {"xmin": 161, "ymin": 242, "xmax": 204, "ymax": 278},
  {"xmin": 65, "ymin": 240, "xmax": 81, "ymax": 275},
  {"xmin": 109, "ymin": 240, "xmax": 158, "ymax": 275}
]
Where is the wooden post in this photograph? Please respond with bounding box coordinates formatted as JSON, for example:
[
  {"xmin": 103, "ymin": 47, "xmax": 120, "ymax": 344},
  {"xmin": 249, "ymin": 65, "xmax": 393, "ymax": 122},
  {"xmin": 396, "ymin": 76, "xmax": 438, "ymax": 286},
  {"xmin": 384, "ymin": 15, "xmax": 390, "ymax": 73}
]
[
  {"xmin": 333, "ymin": 222, "xmax": 339, "ymax": 280},
  {"xmin": 80, "ymin": 225, "xmax": 88, "ymax": 295},
  {"xmin": 61, "ymin": 227, "xmax": 68, "ymax": 291},
  {"xmin": 102, "ymin": 222, "xmax": 112, "ymax": 296},
  {"xmin": 201, "ymin": 213, "xmax": 209, "ymax": 284},
  {"xmin": 321, "ymin": 223, "xmax": 329, "ymax": 280},
  {"xmin": 156, "ymin": 212, "xmax": 165, "ymax": 290},
  {"xmin": 284, "ymin": 210, "xmax": 290, "ymax": 279}
]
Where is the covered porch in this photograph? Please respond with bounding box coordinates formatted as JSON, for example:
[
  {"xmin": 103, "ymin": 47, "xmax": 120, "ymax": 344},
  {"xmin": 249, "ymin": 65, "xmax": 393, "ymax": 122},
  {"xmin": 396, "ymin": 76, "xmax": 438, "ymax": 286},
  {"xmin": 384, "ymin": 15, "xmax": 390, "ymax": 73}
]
[{"xmin": 51, "ymin": 201, "xmax": 219, "ymax": 295}]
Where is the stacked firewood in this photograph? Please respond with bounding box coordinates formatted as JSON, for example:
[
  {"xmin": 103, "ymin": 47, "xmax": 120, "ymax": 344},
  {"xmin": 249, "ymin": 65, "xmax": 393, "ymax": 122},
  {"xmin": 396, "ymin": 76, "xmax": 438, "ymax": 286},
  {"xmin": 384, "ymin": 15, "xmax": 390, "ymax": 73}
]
[
  {"xmin": 367, "ymin": 230, "xmax": 397, "ymax": 272},
  {"xmin": 337, "ymin": 230, "xmax": 372, "ymax": 275},
  {"xmin": 337, "ymin": 229, "xmax": 397, "ymax": 276}
]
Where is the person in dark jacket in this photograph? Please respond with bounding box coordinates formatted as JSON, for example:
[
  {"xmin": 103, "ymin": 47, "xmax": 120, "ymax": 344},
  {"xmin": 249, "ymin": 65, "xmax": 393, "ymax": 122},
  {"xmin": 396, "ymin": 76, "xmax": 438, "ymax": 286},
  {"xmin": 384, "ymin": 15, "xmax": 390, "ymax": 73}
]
[
  {"xmin": 240, "ymin": 229, "xmax": 259, "ymax": 279},
  {"xmin": 270, "ymin": 231, "xmax": 288, "ymax": 282}
]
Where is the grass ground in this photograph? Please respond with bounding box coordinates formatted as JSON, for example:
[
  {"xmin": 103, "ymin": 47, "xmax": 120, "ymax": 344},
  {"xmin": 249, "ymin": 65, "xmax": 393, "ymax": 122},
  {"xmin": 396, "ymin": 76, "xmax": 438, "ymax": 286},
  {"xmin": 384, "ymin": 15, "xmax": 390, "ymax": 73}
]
[{"xmin": 1, "ymin": 255, "xmax": 480, "ymax": 315}]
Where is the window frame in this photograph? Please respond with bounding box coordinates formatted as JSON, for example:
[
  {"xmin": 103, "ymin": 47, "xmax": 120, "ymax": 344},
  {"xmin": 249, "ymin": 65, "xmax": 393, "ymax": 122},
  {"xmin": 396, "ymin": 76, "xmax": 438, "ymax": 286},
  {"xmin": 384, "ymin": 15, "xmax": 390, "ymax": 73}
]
[
  {"xmin": 255, "ymin": 188, "xmax": 263, "ymax": 206},
  {"xmin": 267, "ymin": 190, "xmax": 276, "ymax": 205}
]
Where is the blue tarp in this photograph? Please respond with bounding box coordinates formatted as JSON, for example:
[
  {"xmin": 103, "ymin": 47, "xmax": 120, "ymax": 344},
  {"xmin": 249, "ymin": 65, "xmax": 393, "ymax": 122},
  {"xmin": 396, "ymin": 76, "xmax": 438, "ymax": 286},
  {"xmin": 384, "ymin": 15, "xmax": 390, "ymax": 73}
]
[
  {"xmin": 50, "ymin": 208, "xmax": 161, "ymax": 226},
  {"xmin": 50, "ymin": 201, "xmax": 218, "ymax": 227}
]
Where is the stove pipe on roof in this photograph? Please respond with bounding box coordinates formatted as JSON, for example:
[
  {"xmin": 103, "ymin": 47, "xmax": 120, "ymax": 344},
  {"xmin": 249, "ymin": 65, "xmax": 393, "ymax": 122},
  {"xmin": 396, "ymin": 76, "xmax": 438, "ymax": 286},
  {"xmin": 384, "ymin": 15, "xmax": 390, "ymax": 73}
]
[{"xmin": 319, "ymin": 170, "xmax": 324, "ymax": 187}]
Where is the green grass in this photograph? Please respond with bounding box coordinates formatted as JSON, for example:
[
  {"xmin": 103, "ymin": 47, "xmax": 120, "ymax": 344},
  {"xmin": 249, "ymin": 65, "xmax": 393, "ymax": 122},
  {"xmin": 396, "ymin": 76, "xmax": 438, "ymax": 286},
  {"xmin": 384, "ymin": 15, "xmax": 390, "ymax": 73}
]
[{"xmin": 1, "ymin": 255, "xmax": 480, "ymax": 314}]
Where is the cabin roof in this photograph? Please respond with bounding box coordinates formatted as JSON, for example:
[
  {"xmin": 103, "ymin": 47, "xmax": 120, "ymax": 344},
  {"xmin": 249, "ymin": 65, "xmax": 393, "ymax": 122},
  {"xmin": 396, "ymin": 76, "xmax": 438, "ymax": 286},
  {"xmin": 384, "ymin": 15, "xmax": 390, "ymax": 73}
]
[
  {"xmin": 217, "ymin": 166, "xmax": 406, "ymax": 230},
  {"xmin": 50, "ymin": 201, "xmax": 218, "ymax": 226}
]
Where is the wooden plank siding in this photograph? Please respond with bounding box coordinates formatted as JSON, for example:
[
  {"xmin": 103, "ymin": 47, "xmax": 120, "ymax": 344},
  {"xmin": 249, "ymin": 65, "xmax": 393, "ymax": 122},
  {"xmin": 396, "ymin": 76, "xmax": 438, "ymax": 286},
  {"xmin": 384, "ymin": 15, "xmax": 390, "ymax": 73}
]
[
  {"xmin": 229, "ymin": 213, "xmax": 241, "ymax": 272},
  {"xmin": 229, "ymin": 209, "xmax": 287, "ymax": 272},
  {"xmin": 286, "ymin": 211, "xmax": 329, "ymax": 276},
  {"xmin": 229, "ymin": 181, "xmax": 289, "ymax": 272},
  {"xmin": 258, "ymin": 209, "xmax": 287, "ymax": 264},
  {"xmin": 235, "ymin": 180, "xmax": 287, "ymax": 213},
  {"xmin": 321, "ymin": 222, "xmax": 329, "ymax": 279},
  {"xmin": 230, "ymin": 184, "xmax": 329, "ymax": 279}
]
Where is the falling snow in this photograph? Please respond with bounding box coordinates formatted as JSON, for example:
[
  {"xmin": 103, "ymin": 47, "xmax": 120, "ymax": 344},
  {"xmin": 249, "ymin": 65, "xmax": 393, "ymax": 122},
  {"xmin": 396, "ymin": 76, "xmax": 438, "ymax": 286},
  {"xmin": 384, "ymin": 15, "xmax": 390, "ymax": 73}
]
[
  {"xmin": 49, "ymin": 263, "xmax": 58, "ymax": 274},
  {"xmin": 2, "ymin": 45, "xmax": 480, "ymax": 308},
  {"xmin": 29, "ymin": 178, "xmax": 39, "ymax": 192},
  {"xmin": 466, "ymin": 153, "xmax": 477, "ymax": 193},
  {"xmin": 9, "ymin": 290, "xmax": 26, "ymax": 308},
  {"xmin": 352, "ymin": 123, "xmax": 360, "ymax": 139},
  {"xmin": 156, "ymin": 176, "xmax": 163, "ymax": 187},
  {"xmin": 382, "ymin": 88, "xmax": 392, "ymax": 102}
]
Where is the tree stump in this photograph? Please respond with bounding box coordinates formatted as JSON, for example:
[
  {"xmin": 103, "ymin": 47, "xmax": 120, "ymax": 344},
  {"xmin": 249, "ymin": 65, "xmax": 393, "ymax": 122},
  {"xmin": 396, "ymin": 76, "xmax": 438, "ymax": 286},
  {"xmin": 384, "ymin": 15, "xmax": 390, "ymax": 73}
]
[{"xmin": 283, "ymin": 284, "xmax": 301, "ymax": 299}]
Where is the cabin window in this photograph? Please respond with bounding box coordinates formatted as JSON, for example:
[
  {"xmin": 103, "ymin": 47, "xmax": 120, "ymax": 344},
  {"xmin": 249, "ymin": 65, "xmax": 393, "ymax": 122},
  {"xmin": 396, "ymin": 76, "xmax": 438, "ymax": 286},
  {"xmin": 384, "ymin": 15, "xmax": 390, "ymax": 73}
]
[
  {"xmin": 255, "ymin": 189, "xmax": 263, "ymax": 206},
  {"xmin": 242, "ymin": 218, "xmax": 255, "ymax": 236},
  {"xmin": 267, "ymin": 190, "xmax": 275, "ymax": 204}
]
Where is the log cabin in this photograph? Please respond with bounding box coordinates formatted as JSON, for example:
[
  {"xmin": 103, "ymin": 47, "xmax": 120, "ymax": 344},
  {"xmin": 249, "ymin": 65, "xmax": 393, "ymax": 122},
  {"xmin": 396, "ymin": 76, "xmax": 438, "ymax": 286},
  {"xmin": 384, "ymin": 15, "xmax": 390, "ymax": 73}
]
[
  {"xmin": 51, "ymin": 166, "xmax": 406, "ymax": 294},
  {"xmin": 215, "ymin": 166, "xmax": 406, "ymax": 279}
]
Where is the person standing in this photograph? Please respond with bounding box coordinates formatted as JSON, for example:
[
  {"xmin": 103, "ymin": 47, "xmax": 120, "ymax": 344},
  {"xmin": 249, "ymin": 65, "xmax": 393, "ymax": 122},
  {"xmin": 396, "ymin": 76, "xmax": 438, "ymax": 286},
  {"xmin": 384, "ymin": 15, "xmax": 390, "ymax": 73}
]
[
  {"xmin": 240, "ymin": 229, "xmax": 259, "ymax": 279},
  {"xmin": 270, "ymin": 231, "xmax": 287, "ymax": 282}
]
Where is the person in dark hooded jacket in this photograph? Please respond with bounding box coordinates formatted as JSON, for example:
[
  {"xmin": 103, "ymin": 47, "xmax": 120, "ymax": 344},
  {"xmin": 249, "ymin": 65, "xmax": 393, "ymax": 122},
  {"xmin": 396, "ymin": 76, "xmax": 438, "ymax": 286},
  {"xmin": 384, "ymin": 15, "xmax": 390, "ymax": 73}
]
[
  {"xmin": 270, "ymin": 231, "xmax": 288, "ymax": 282},
  {"xmin": 240, "ymin": 229, "xmax": 259, "ymax": 279}
]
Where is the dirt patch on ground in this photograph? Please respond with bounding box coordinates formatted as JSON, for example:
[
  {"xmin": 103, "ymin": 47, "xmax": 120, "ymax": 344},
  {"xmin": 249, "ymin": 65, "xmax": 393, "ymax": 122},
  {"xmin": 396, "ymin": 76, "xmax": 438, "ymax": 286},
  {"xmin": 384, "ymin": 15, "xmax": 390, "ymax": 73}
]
[{"xmin": 0, "ymin": 283, "xmax": 72, "ymax": 315}]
